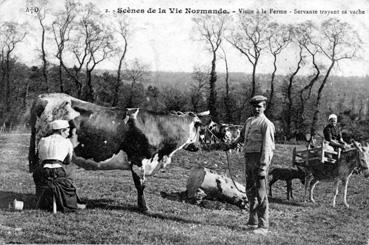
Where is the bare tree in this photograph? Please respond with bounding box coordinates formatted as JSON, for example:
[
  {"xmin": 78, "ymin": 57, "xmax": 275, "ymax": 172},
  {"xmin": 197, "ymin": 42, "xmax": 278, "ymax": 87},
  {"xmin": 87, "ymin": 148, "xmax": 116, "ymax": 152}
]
[
  {"xmin": 284, "ymin": 43, "xmax": 304, "ymax": 139},
  {"xmin": 295, "ymin": 21, "xmax": 321, "ymax": 102},
  {"xmin": 52, "ymin": 0, "xmax": 77, "ymax": 92},
  {"xmin": 54, "ymin": 2, "xmax": 114, "ymax": 100},
  {"xmin": 190, "ymin": 66, "xmax": 209, "ymax": 112},
  {"xmin": 193, "ymin": 15, "xmax": 227, "ymax": 122},
  {"xmin": 84, "ymin": 30, "xmax": 114, "ymax": 101},
  {"xmin": 265, "ymin": 22, "xmax": 291, "ymax": 115},
  {"xmin": 124, "ymin": 59, "xmax": 150, "ymax": 108},
  {"xmin": 219, "ymin": 47, "xmax": 232, "ymax": 122},
  {"xmin": 112, "ymin": 17, "xmax": 129, "ymax": 106},
  {"xmin": 37, "ymin": 6, "xmax": 49, "ymax": 92},
  {"xmin": 310, "ymin": 18, "xmax": 362, "ymax": 136},
  {"xmin": 294, "ymin": 21, "xmax": 322, "ymax": 135},
  {"xmin": 358, "ymin": 97, "xmax": 366, "ymax": 121},
  {"xmin": 228, "ymin": 14, "xmax": 269, "ymax": 97},
  {"xmin": 77, "ymin": 3, "xmax": 115, "ymax": 101},
  {"xmin": 0, "ymin": 22, "xmax": 27, "ymax": 114}
]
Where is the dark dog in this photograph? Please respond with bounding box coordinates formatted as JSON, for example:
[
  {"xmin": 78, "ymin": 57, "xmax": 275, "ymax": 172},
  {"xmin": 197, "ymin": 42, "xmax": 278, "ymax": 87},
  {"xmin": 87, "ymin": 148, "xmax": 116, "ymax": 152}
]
[{"xmin": 269, "ymin": 166, "xmax": 306, "ymax": 200}]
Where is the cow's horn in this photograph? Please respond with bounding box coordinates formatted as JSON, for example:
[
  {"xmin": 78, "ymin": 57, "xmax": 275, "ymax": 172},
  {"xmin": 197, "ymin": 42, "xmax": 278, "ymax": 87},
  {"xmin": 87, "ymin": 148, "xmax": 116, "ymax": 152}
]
[{"xmin": 197, "ymin": 111, "xmax": 210, "ymax": 116}]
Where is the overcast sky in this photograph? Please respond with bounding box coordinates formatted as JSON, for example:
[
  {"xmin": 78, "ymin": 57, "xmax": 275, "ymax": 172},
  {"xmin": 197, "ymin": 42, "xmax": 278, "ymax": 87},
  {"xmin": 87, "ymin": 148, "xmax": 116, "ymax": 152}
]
[{"xmin": 1, "ymin": 0, "xmax": 369, "ymax": 76}]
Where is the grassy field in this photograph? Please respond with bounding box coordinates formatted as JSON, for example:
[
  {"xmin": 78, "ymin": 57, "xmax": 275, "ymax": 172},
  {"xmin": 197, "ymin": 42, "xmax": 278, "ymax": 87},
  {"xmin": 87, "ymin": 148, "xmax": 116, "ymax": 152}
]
[{"xmin": 0, "ymin": 133, "xmax": 369, "ymax": 244}]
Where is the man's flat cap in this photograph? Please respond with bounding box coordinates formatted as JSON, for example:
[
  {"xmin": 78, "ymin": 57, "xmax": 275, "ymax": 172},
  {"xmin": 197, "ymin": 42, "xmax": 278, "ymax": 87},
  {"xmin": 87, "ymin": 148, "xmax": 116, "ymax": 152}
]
[{"xmin": 250, "ymin": 95, "xmax": 268, "ymax": 104}]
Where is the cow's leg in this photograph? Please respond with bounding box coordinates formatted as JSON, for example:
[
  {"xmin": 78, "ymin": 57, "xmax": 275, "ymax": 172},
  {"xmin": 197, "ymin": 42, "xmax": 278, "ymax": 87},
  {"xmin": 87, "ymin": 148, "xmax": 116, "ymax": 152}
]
[
  {"xmin": 304, "ymin": 175, "xmax": 312, "ymax": 202},
  {"xmin": 309, "ymin": 179, "xmax": 319, "ymax": 204},
  {"xmin": 130, "ymin": 167, "xmax": 149, "ymax": 212},
  {"xmin": 332, "ymin": 180, "xmax": 340, "ymax": 208},
  {"xmin": 268, "ymin": 178, "xmax": 277, "ymax": 197},
  {"xmin": 342, "ymin": 177, "xmax": 350, "ymax": 208},
  {"xmin": 290, "ymin": 181, "xmax": 294, "ymax": 200},
  {"xmin": 286, "ymin": 180, "xmax": 292, "ymax": 200}
]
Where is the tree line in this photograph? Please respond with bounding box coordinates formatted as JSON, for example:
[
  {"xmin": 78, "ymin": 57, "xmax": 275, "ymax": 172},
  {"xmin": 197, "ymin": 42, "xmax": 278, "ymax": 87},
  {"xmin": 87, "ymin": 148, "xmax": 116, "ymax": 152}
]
[{"xmin": 0, "ymin": 0, "xmax": 368, "ymax": 141}]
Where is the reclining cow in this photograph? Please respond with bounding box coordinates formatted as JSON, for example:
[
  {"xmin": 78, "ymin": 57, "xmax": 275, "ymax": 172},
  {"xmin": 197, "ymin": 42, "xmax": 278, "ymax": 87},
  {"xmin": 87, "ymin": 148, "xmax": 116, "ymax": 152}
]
[
  {"xmin": 294, "ymin": 141, "xmax": 369, "ymax": 208},
  {"xmin": 29, "ymin": 93, "xmax": 208, "ymax": 212}
]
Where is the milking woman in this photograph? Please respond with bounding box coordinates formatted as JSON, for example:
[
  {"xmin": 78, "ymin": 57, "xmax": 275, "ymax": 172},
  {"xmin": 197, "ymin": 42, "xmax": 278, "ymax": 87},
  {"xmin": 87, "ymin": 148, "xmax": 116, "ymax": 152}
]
[{"xmin": 32, "ymin": 119, "xmax": 85, "ymax": 212}]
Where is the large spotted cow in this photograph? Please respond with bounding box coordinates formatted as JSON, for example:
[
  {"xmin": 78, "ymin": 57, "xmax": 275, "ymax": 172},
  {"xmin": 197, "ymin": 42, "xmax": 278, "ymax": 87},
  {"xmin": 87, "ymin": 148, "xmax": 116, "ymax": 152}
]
[{"xmin": 28, "ymin": 93, "xmax": 208, "ymax": 212}]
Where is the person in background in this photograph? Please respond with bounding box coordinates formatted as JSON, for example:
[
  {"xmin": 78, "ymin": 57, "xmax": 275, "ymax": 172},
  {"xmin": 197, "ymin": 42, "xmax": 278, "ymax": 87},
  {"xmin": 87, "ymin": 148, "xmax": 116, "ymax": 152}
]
[
  {"xmin": 33, "ymin": 119, "xmax": 85, "ymax": 212},
  {"xmin": 323, "ymin": 114, "xmax": 348, "ymax": 150},
  {"xmin": 223, "ymin": 95, "xmax": 275, "ymax": 235}
]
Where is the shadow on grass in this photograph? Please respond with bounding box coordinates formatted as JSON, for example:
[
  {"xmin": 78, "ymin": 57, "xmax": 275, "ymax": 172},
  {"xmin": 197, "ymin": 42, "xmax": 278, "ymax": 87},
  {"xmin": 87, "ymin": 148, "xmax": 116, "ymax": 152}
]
[
  {"xmin": 0, "ymin": 192, "xmax": 247, "ymax": 230},
  {"xmin": 87, "ymin": 197, "xmax": 248, "ymax": 231},
  {"xmin": 84, "ymin": 197, "xmax": 258, "ymax": 231},
  {"xmin": 0, "ymin": 191, "xmax": 37, "ymax": 209},
  {"xmin": 85, "ymin": 197, "xmax": 203, "ymax": 225},
  {"xmin": 159, "ymin": 191, "xmax": 245, "ymax": 212},
  {"xmin": 84, "ymin": 198, "xmax": 134, "ymax": 211},
  {"xmin": 269, "ymin": 196, "xmax": 308, "ymax": 207}
]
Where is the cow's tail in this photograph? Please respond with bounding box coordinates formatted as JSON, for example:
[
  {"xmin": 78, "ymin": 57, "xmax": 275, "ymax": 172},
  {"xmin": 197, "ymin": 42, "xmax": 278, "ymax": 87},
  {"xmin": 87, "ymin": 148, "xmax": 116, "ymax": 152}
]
[{"xmin": 28, "ymin": 96, "xmax": 46, "ymax": 173}]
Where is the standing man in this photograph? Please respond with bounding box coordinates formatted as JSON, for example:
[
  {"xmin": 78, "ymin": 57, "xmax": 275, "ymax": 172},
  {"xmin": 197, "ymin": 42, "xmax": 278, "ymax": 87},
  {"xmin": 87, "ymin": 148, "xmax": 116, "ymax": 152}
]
[
  {"xmin": 33, "ymin": 119, "xmax": 85, "ymax": 212},
  {"xmin": 224, "ymin": 95, "xmax": 275, "ymax": 235}
]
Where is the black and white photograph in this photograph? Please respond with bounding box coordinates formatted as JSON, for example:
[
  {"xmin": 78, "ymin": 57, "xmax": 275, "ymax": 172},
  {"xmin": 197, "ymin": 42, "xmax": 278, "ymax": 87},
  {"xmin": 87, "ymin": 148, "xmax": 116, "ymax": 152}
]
[{"xmin": 0, "ymin": 0, "xmax": 369, "ymax": 244}]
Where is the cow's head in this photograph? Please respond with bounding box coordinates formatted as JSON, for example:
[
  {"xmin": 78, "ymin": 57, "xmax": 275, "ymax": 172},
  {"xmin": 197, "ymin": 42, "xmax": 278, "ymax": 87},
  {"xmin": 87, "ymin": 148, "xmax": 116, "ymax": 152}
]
[
  {"xmin": 220, "ymin": 124, "xmax": 232, "ymax": 142},
  {"xmin": 208, "ymin": 120, "xmax": 220, "ymax": 133},
  {"xmin": 181, "ymin": 111, "xmax": 209, "ymax": 152}
]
